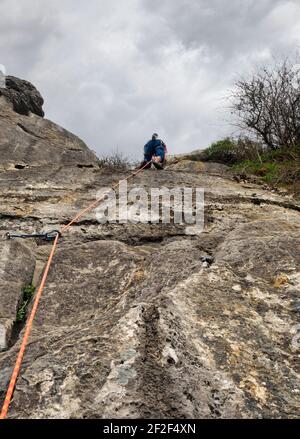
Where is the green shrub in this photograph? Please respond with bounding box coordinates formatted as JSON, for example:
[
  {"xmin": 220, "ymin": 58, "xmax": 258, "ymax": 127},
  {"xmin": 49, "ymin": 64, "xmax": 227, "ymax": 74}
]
[
  {"xmin": 202, "ymin": 137, "xmax": 264, "ymax": 165},
  {"xmin": 202, "ymin": 138, "xmax": 238, "ymax": 164},
  {"xmin": 16, "ymin": 285, "xmax": 35, "ymax": 323},
  {"xmin": 253, "ymin": 162, "xmax": 279, "ymax": 182},
  {"xmin": 232, "ymin": 156, "xmax": 300, "ymax": 186}
]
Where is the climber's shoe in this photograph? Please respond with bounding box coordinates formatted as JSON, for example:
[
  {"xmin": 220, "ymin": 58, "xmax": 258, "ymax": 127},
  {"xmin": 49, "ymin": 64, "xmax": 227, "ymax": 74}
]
[
  {"xmin": 138, "ymin": 160, "xmax": 151, "ymax": 170},
  {"xmin": 152, "ymin": 160, "xmax": 164, "ymax": 170}
]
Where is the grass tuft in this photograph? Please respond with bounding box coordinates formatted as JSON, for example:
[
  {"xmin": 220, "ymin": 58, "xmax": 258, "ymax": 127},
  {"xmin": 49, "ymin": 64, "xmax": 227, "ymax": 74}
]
[{"xmin": 16, "ymin": 285, "xmax": 35, "ymax": 323}]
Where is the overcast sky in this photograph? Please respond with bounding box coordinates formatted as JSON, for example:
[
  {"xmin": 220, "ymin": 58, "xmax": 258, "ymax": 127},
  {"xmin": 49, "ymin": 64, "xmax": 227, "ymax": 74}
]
[{"xmin": 1, "ymin": 0, "xmax": 300, "ymax": 158}]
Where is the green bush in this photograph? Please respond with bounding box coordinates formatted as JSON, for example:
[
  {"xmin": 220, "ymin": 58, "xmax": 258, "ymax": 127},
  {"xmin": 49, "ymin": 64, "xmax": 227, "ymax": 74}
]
[
  {"xmin": 202, "ymin": 137, "xmax": 265, "ymax": 165},
  {"xmin": 233, "ymin": 160, "xmax": 280, "ymax": 183},
  {"xmin": 203, "ymin": 136, "xmax": 300, "ymax": 189},
  {"xmin": 16, "ymin": 285, "xmax": 35, "ymax": 323},
  {"xmin": 202, "ymin": 138, "xmax": 238, "ymax": 164}
]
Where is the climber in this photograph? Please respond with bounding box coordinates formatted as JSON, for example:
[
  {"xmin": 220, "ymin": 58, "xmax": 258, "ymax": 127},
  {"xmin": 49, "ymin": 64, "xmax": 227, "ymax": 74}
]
[{"xmin": 139, "ymin": 133, "xmax": 167, "ymax": 170}]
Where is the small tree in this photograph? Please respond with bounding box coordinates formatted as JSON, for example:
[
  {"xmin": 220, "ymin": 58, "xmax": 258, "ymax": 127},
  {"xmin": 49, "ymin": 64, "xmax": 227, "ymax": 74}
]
[{"xmin": 231, "ymin": 58, "xmax": 300, "ymax": 151}]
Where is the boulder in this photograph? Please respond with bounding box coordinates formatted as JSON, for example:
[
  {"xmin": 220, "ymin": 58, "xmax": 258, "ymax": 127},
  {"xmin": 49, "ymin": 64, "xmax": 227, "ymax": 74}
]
[
  {"xmin": 0, "ymin": 76, "xmax": 44, "ymax": 117},
  {"xmin": 0, "ymin": 90, "xmax": 99, "ymax": 169}
]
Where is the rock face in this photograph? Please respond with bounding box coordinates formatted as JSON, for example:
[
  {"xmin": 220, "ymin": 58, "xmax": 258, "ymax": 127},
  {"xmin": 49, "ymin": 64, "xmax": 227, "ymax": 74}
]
[
  {"xmin": 167, "ymin": 159, "xmax": 229, "ymax": 174},
  {"xmin": 0, "ymin": 82, "xmax": 99, "ymax": 169},
  {"xmin": 0, "ymin": 241, "xmax": 35, "ymax": 351},
  {"xmin": 0, "ymin": 78, "xmax": 299, "ymax": 419},
  {"xmin": 0, "ymin": 76, "xmax": 45, "ymax": 117}
]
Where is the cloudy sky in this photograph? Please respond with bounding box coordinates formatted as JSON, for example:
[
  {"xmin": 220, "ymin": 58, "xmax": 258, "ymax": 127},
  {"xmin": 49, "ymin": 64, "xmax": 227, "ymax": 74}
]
[{"xmin": 1, "ymin": 0, "xmax": 300, "ymax": 158}]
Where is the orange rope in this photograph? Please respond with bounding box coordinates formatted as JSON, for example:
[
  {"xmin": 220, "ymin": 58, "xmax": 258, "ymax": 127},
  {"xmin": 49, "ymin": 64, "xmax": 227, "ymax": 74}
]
[
  {"xmin": 60, "ymin": 161, "xmax": 151, "ymax": 233},
  {"xmin": 0, "ymin": 233, "xmax": 59, "ymax": 419},
  {"xmin": 0, "ymin": 160, "xmax": 151, "ymax": 419}
]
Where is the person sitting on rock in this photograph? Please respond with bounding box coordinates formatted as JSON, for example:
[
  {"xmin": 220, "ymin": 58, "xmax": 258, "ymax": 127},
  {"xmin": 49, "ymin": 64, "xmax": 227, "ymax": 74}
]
[{"xmin": 140, "ymin": 133, "xmax": 167, "ymax": 169}]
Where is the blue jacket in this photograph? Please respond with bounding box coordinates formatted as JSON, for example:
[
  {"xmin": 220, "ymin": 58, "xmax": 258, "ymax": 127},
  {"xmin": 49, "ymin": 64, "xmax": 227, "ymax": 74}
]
[
  {"xmin": 144, "ymin": 139, "xmax": 166, "ymax": 155},
  {"xmin": 144, "ymin": 138, "xmax": 161, "ymax": 148}
]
